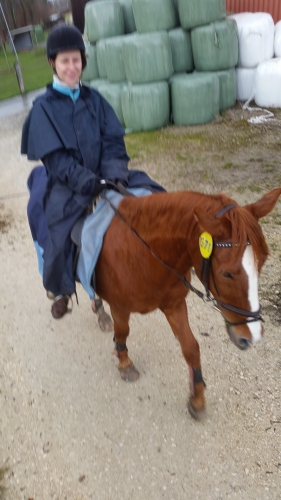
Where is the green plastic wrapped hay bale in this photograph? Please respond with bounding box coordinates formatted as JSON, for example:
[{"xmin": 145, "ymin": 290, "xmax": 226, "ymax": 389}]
[
  {"xmin": 121, "ymin": 82, "xmax": 170, "ymax": 132},
  {"xmin": 85, "ymin": 1, "xmax": 124, "ymax": 43},
  {"xmin": 191, "ymin": 20, "xmax": 238, "ymax": 71},
  {"xmin": 132, "ymin": 0, "xmax": 177, "ymax": 33},
  {"xmin": 178, "ymin": 0, "xmax": 226, "ymax": 30},
  {"xmin": 97, "ymin": 81, "xmax": 128, "ymax": 125},
  {"xmin": 105, "ymin": 36, "xmax": 127, "ymax": 83},
  {"xmin": 118, "ymin": 0, "xmax": 136, "ymax": 34},
  {"xmin": 123, "ymin": 32, "xmax": 173, "ymax": 84},
  {"xmin": 96, "ymin": 39, "xmax": 108, "ymax": 78},
  {"xmin": 82, "ymin": 42, "xmax": 99, "ymax": 82},
  {"xmin": 168, "ymin": 28, "xmax": 193, "ymax": 73},
  {"xmin": 196, "ymin": 68, "xmax": 236, "ymax": 111},
  {"xmin": 171, "ymin": 73, "xmax": 219, "ymax": 125},
  {"xmin": 89, "ymin": 79, "xmax": 109, "ymax": 91},
  {"xmin": 216, "ymin": 68, "xmax": 236, "ymax": 111}
]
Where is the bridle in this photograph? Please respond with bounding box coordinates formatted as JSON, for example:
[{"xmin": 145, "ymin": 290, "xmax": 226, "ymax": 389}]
[{"xmin": 101, "ymin": 192, "xmax": 264, "ymax": 327}]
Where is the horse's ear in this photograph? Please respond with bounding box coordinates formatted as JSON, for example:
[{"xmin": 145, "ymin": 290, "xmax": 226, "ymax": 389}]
[
  {"xmin": 194, "ymin": 207, "xmax": 232, "ymax": 238},
  {"xmin": 245, "ymin": 188, "xmax": 281, "ymax": 220}
]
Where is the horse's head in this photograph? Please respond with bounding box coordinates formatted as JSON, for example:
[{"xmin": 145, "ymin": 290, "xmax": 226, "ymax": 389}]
[{"xmin": 194, "ymin": 188, "xmax": 281, "ymax": 350}]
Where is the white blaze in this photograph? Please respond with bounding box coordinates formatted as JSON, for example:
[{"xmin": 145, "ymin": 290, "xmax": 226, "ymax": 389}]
[{"xmin": 242, "ymin": 245, "xmax": 262, "ymax": 344}]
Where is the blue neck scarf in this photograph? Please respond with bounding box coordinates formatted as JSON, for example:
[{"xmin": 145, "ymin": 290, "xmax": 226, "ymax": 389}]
[{"xmin": 52, "ymin": 81, "xmax": 80, "ymax": 102}]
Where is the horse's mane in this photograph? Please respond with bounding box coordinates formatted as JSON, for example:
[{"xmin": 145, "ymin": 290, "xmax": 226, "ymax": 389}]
[{"xmin": 119, "ymin": 191, "xmax": 268, "ymax": 264}]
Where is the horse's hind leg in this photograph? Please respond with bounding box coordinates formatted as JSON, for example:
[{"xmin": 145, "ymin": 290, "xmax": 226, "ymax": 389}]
[
  {"xmin": 110, "ymin": 307, "xmax": 140, "ymax": 382},
  {"xmin": 162, "ymin": 300, "xmax": 206, "ymax": 420}
]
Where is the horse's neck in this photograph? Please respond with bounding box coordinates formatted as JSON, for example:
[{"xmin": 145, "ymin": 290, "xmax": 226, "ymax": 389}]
[{"xmin": 120, "ymin": 192, "xmax": 215, "ymax": 269}]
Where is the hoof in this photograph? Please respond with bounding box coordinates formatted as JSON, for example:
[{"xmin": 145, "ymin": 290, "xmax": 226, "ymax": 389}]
[
  {"xmin": 119, "ymin": 365, "xmax": 140, "ymax": 382},
  {"xmin": 187, "ymin": 401, "xmax": 206, "ymax": 421},
  {"xmin": 93, "ymin": 303, "xmax": 113, "ymax": 332}
]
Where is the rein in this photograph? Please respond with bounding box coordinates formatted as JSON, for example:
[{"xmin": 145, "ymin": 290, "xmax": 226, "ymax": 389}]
[{"xmin": 101, "ymin": 192, "xmax": 263, "ymax": 327}]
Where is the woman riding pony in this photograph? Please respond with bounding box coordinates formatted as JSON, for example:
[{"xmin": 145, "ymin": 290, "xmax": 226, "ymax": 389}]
[{"xmin": 21, "ymin": 24, "xmax": 164, "ymax": 320}]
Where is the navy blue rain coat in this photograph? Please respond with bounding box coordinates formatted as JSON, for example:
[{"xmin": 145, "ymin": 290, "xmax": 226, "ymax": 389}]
[{"xmin": 22, "ymin": 84, "xmax": 164, "ymax": 297}]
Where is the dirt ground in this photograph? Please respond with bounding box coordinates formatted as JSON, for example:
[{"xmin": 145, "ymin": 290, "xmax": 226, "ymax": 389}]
[{"xmin": 0, "ymin": 104, "xmax": 281, "ymax": 500}]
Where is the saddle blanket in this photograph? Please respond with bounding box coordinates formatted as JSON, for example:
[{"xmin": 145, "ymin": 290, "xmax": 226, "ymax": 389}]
[{"xmin": 76, "ymin": 187, "xmax": 152, "ymax": 299}]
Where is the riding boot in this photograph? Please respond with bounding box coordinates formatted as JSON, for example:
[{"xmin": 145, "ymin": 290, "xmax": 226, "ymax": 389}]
[{"xmin": 51, "ymin": 295, "xmax": 71, "ymax": 319}]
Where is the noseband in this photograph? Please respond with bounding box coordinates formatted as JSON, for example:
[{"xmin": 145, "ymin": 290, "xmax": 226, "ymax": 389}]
[{"xmin": 102, "ymin": 193, "xmax": 264, "ymax": 327}]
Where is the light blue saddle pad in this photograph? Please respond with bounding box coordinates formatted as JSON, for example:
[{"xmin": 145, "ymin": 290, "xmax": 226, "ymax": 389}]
[{"xmin": 76, "ymin": 188, "xmax": 151, "ymax": 299}]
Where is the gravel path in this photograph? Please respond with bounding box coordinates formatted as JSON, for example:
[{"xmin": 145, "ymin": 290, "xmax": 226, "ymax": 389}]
[{"xmin": 0, "ymin": 112, "xmax": 280, "ymax": 500}]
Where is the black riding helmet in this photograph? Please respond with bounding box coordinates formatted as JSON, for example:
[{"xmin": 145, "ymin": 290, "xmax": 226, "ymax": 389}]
[{"xmin": 47, "ymin": 23, "xmax": 87, "ymax": 70}]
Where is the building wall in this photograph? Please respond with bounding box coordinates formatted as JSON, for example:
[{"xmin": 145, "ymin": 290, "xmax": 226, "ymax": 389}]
[{"xmin": 226, "ymin": 0, "xmax": 281, "ymax": 23}]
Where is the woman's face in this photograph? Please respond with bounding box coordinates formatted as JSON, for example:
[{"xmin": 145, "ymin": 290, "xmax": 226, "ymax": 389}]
[{"xmin": 52, "ymin": 50, "xmax": 82, "ymax": 86}]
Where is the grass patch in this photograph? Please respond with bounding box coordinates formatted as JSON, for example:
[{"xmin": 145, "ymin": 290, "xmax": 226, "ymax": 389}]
[{"xmin": 0, "ymin": 46, "xmax": 51, "ymax": 100}]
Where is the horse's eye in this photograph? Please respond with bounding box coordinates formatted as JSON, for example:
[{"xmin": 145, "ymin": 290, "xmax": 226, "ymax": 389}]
[{"xmin": 220, "ymin": 270, "xmax": 233, "ymax": 279}]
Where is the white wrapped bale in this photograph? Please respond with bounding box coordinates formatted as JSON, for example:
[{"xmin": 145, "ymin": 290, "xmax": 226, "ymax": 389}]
[
  {"xmin": 85, "ymin": 1, "xmax": 124, "ymax": 43},
  {"xmin": 275, "ymin": 21, "xmax": 281, "ymax": 58},
  {"xmin": 168, "ymin": 28, "xmax": 194, "ymax": 73},
  {"xmin": 171, "ymin": 73, "xmax": 220, "ymax": 125},
  {"xmin": 82, "ymin": 42, "xmax": 99, "ymax": 82},
  {"xmin": 105, "ymin": 36, "xmax": 127, "ymax": 83},
  {"xmin": 236, "ymin": 67, "xmax": 256, "ymax": 102},
  {"xmin": 227, "ymin": 12, "xmax": 274, "ymax": 68},
  {"xmin": 118, "ymin": 0, "xmax": 136, "ymax": 34},
  {"xmin": 191, "ymin": 20, "xmax": 238, "ymax": 71},
  {"xmin": 132, "ymin": 0, "xmax": 177, "ymax": 33},
  {"xmin": 121, "ymin": 82, "xmax": 170, "ymax": 132},
  {"xmin": 96, "ymin": 39, "xmax": 108, "ymax": 78},
  {"xmin": 254, "ymin": 58, "xmax": 281, "ymax": 108},
  {"xmin": 178, "ymin": 0, "xmax": 226, "ymax": 30},
  {"xmin": 122, "ymin": 32, "xmax": 174, "ymax": 84},
  {"xmin": 97, "ymin": 81, "xmax": 128, "ymax": 125}
]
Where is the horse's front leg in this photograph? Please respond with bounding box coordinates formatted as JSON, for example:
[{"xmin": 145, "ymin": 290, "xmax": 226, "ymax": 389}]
[
  {"xmin": 110, "ymin": 306, "xmax": 140, "ymax": 382},
  {"xmin": 162, "ymin": 300, "xmax": 206, "ymax": 420}
]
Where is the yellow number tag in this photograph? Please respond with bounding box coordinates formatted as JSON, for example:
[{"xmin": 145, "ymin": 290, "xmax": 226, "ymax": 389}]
[{"xmin": 199, "ymin": 232, "xmax": 213, "ymax": 259}]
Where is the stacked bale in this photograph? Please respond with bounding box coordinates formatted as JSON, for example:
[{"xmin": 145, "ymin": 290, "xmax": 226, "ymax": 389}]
[
  {"xmin": 227, "ymin": 12, "xmax": 275, "ymax": 102},
  {"xmin": 82, "ymin": 0, "xmax": 240, "ymax": 132},
  {"xmin": 121, "ymin": 0, "xmax": 175, "ymax": 132},
  {"xmin": 274, "ymin": 21, "xmax": 281, "ymax": 57},
  {"xmin": 254, "ymin": 58, "xmax": 281, "ymax": 108},
  {"xmin": 82, "ymin": 1, "xmax": 128, "ymax": 126},
  {"xmin": 170, "ymin": 0, "xmax": 238, "ymax": 124}
]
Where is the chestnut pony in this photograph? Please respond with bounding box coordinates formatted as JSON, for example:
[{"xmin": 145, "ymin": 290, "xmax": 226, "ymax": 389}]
[{"xmin": 94, "ymin": 188, "xmax": 281, "ymax": 419}]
